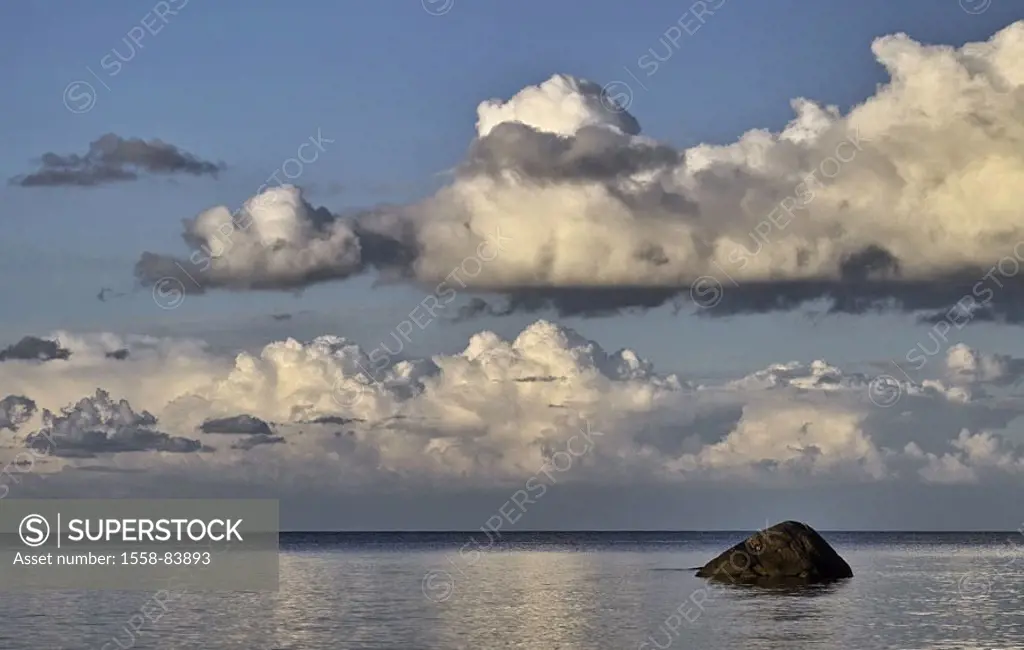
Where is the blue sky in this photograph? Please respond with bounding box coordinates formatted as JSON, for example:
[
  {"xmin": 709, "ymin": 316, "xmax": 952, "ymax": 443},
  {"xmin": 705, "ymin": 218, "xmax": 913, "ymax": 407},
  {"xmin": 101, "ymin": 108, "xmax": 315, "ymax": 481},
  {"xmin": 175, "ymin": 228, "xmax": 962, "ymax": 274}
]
[{"xmin": 2, "ymin": 0, "xmax": 1023, "ymax": 376}]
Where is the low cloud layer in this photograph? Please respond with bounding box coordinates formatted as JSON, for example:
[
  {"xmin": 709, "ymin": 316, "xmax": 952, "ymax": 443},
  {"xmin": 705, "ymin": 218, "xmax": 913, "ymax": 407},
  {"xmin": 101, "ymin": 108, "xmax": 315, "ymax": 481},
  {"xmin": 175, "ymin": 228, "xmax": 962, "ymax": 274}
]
[
  {"xmin": 3, "ymin": 320, "xmax": 1024, "ymax": 499},
  {"xmin": 11, "ymin": 133, "xmax": 224, "ymax": 187},
  {"xmin": 133, "ymin": 23, "xmax": 1024, "ymax": 322}
]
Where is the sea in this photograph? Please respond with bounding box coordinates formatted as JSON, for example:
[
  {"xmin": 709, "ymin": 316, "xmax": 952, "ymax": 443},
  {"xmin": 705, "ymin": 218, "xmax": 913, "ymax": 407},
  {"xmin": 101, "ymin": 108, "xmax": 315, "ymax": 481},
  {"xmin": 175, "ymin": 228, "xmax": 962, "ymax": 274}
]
[{"xmin": 1, "ymin": 531, "xmax": 1021, "ymax": 649}]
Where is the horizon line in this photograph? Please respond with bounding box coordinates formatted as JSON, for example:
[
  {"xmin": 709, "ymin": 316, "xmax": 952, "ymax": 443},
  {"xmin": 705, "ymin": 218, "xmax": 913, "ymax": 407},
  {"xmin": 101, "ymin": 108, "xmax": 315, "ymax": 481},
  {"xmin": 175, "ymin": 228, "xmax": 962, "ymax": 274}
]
[{"xmin": 275, "ymin": 529, "xmax": 1024, "ymax": 534}]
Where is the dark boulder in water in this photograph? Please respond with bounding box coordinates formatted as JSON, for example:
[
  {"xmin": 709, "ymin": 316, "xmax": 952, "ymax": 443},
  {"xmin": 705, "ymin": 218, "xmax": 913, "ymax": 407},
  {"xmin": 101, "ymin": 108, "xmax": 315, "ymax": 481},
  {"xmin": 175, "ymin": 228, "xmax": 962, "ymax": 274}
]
[{"xmin": 695, "ymin": 520, "xmax": 852, "ymax": 586}]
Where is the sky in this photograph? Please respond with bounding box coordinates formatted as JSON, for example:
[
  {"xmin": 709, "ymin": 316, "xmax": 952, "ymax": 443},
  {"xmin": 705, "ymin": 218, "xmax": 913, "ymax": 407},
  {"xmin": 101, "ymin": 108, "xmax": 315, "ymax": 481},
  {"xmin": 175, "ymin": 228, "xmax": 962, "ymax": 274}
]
[{"xmin": 2, "ymin": 0, "xmax": 1024, "ymax": 529}]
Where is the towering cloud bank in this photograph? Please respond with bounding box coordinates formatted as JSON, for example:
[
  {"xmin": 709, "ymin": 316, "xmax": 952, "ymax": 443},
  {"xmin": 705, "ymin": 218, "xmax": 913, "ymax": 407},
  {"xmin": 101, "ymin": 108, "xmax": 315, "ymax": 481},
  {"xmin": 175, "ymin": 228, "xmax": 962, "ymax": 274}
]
[
  {"xmin": 135, "ymin": 23, "xmax": 1024, "ymax": 320},
  {"xmin": 2, "ymin": 323, "xmax": 1024, "ymax": 491}
]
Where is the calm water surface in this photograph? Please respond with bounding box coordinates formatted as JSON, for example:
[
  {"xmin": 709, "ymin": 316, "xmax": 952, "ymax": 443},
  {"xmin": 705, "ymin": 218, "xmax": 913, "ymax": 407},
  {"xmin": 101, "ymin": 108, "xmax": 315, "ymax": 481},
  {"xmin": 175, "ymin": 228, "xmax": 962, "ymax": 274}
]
[{"xmin": 2, "ymin": 532, "xmax": 1021, "ymax": 649}]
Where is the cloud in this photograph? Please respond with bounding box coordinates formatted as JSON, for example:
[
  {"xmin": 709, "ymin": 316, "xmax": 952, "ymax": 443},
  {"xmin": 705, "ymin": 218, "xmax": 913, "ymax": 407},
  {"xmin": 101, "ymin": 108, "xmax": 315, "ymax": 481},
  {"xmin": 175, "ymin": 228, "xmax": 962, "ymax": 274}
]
[
  {"xmin": 908, "ymin": 428, "xmax": 1024, "ymax": 484},
  {"xmin": 134, "ymin": 186, "xmax": 367, "ymax": 292},
  {"xmin": 475, "ymin": 74, "xmax": 641, "ymax": 138},
  {"xmin": 10, "ymin": 133, "xmax": 224, "ymax": 187},
  {"xmin": 97, "ymin": 288, "xmax": 127, "ymax": 302},
  {"xmin": 944, "ymin": 343, "xmax": 1024, "ymax": 385},
  {"xmin": 231, "ymin": 434, "xmax": 285, "ymax": 451},
  {"xmin": 24, "ymin": 389, "xmax": 202, "ymax": 458},
  {"xmin": 303, "ymin": 415, "xmax": 364, "ymax": 425},
  {"xmin": 0, "ymin": 331, "xmax": 229, "ymax": 427},
  {"xmin": 0, "ymin": 336, "xmax": 71, "ymax": 362},
  {"xmin": 462, "ymin": 121, "xmax": 683, "ymax": 182},
  {"xmin": 200, "ymin": 415, "xmax": 273, "ymax": 435},
  {"xmin": 132, "ymin": 22, "xmax": 1024, "ymax": 322},
  {"xmin": 668, "ymin": 401, "xmax": 888, "ymax": 481},
  {"xmin": 4, "ymin": 319, "xmax": 1024, "ymax": 498},
  {"xmin": 0, "ymin": 395, "xmax": 37, "ymax": 432}
]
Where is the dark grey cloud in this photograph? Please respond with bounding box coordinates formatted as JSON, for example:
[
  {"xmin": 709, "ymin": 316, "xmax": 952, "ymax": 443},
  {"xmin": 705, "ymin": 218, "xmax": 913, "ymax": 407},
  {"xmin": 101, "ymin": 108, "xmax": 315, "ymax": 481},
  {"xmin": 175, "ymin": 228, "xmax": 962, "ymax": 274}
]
[
  {"xmin": 463, "ymin": 122, "xmax": 682, "ymax": 181},
  {"xmin": 72, "ymin": 465, "xmax": 151, "ymax": 474},
  {"xmin": 24, "ymin": 390, "xmax": 202, "ymax": 458},
  {"xmin": 917, "ymin": 301, "xmax": 1024, "ymax": 326},
  {"xmin": 0, "ymin": 395, "xmax": 37, "ymax": 432},
  {"xmin": 105, "ymin": 349, "xmax": 130, "ymax": 360},
  {"xmin": 10, "ymin": 133, "xmax": 224, "ymax": 187},
  {"xmin": 452, "ymin": 288, "xmax": 681, "ymax": 320},
  {"xmin": 0, "ymin": 336, "xmax": 71, "ymax": 362},
  {"xmin": 97, "ymin": 287, "xmax": 127, "ymax": 302},
  {"xmin": 445, "ymin": 257, "xmax": 1024, "ymax": 323},
  {"xmin": 200, "ymin": 415, "xmax": 274, "ymax": 435},
  {"xmin": 231, "ymin": 435, "xmax": 286, "ymax": 451},
  {"xmin": 304, "ymin": 416, "xmax": 364, "ymax": 425}
]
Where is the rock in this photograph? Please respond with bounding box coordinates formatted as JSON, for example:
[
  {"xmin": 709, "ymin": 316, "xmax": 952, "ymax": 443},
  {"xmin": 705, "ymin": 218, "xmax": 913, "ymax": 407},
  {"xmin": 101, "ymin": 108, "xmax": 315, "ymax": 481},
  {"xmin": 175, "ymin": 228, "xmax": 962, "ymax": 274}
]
[{"xmin": 695, "ymin": 520, "xmax": 852, "ymax": 586}]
